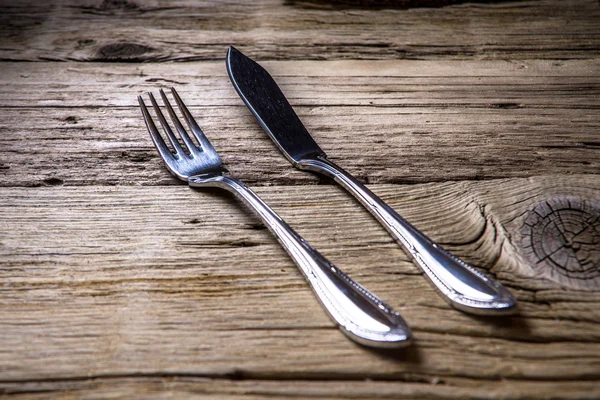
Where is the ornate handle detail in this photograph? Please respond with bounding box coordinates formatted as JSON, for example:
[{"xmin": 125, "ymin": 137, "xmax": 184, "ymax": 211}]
[
  {"xmin": 297, "ymin": 157, "xmax": 517, "ymax": 315},
  {"xmin": 188, "ymin": 174, "xmax": 412, "ymax": 347}
]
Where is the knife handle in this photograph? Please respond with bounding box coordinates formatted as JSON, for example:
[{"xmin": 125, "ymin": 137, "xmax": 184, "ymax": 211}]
[
  {"xmin": 188, "ymin": 174, "xmax": 411, "ymax": 348},
  {"xmin": 297, "ymin": 157, "xmax": 517, "ymax": 315}
]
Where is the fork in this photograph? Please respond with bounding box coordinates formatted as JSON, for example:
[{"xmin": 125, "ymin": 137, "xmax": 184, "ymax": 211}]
[{"xmin": 138, "ymin": 87, "xmax": 411, "ymax": 348}]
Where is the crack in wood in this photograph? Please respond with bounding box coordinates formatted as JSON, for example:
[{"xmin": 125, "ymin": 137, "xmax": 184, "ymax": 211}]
[{"xmin": 519, "ymin": 197, "xmax": 600, "ymax": 290}]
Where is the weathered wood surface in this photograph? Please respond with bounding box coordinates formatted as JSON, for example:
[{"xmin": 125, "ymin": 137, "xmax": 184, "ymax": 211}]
[
  {"xmin": 2, "ymin": 177, "xmax": 600, "ymax": 398},
  {"xmin": 1, "ymin": 60, "xmax": 599, "ymax": 187},
  {"xmin": 1, "ymin": 0, "xmax": 599, "ymax": 398},
  {"xmin": 3, "ymin": 378, "xmax": 600, "ymax": 400},
  {"xmin": 1, "ymin": 178, "xmax": 599, "ymax": 394},
  {"xmin": 1, "ymin": 0, "xmax": 599, "ymax": 61}
]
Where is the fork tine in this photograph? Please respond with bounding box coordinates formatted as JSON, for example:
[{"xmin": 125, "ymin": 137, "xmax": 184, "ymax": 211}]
[
  {"xmin": 138, "ymin": 95, "xmax": 173, "ymax": 162},
  {"xmin": 170, "ymin": 87, "xmax": 217, "ymax": 153},
  {"xmin": 158, "ymin": 89, "xmax": 198, "ymax": 155},
  {"xmin": 148, "ymin": 92, "xmax": 185, "ymax": 156}
]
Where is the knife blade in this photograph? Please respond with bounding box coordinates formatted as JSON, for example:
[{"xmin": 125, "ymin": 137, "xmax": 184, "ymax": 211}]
[
  {"xmin": 226, "ymin": 46, "xmax": 517, "ymax": 315},
  {"xmin": 226, "ymin": 46, "xmax": 326, "ymax": 165}
]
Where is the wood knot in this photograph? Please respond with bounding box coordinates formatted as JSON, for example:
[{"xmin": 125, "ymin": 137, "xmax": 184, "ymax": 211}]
[
  {"xmin": 520, "ymin": 197, "xmax": 600, "ymax": 290},
  {"xmin": 93, "ymin": 42, "xmax": 157, "ymax": 62},
  {"xmin": 100, "ymin": 0, "xmax": 139, "ymax": 9}
]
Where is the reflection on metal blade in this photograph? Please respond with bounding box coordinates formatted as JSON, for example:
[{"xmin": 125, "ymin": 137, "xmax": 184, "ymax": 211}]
[{"xmin": 227, "ymin": 46, "xmax": 325, "ymax": 164}]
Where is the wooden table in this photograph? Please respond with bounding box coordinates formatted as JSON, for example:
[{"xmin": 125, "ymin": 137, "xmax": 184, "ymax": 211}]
[{"xmin": 1, "ymin": 0, "xmax": 599, "ymax": 398}]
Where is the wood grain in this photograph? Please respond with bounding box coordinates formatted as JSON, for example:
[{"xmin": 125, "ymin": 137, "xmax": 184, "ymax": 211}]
[
  {"xmin": 1, "ymin": 177, "xmax": 599, "ymax": 396},
  {"xmin": 1, "ymin": 60, "xmax": 598, "ymax": 187},
  {"xmin": 1, "ymin": 0, "xmax": 599, "ymax": 397},
  {"xmin": 1, "ymin": 0, "xmax": 599, "ymax": 62},
  {"xmin": 3, "ymin": 377, "xmax": 600, "ymax": 400}
]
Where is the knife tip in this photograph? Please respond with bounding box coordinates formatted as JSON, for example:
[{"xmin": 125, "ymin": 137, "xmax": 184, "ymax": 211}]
[
  {"xmin": 227, "ymin": 46, "xmax": 248, "ymax": 74},
  {"xmin": 227, "ymin": 45, "xmax": 239, "ymax": 56}
]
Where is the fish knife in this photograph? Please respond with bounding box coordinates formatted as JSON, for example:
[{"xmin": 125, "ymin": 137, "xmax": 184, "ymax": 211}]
[{"xmin": 226, "ymin": 46, "xmax": 517, "ymax": 315}]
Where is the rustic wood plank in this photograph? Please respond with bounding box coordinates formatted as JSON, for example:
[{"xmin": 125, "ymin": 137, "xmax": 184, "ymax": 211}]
[
  {"xmin": 2, "ymin": 377, "xmax": 600, "ymax": 400},
  {"xmin": 1, "ymin": 0, "xmax": 599, "ymax": 62},
  {"xmin": 1, "ymin": 60, "xmax": 598, "ymax": 187},
  {"xmin": 4, "ymin": 58, "xmax": 600, "ymax": 107},
  {"xmin": 1, "ymin": 176, "xmax": 599, "ymax": 393},
  {"xmin": 2, "ymin": 0, "xmax": 599, "ymax": 397}
]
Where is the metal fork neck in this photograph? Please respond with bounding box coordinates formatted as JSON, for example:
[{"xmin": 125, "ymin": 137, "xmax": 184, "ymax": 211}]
[
  {"xmin": 188, "ymin": 171, "xmax": 225, "ymax": 184},
  {"xmin": 187, "ymin": 171, "xmax": 412, "ymax": 347}
]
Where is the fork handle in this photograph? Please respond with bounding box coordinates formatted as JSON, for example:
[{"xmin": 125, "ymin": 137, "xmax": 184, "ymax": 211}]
[
  {"xmin": 297, "ymin": 156, "xmax": 517, "ymax": 315},
  {"xmin": 188, "ymin": 174, "xmax": 411, "ymax": 348}
]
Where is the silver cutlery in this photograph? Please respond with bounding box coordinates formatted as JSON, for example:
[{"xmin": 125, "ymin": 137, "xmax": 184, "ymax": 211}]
[
  {"xmin": 226, "ymin": 47, "xmax": 517, "ymax": 315},
  {"xmin": 138, "ymin": 87, "xmax": 411, "ymax": 347}
]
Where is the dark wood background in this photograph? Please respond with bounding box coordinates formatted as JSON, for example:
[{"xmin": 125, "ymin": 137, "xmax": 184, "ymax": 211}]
[{"xmin": 1, "ymin": 0, "xmax": 599, "ymax": 398}]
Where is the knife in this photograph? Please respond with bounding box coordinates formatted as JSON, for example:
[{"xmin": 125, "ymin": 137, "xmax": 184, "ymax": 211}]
[{"xmin": 226, "ymin": 46, "xmax": 517, "ymax": 315}]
